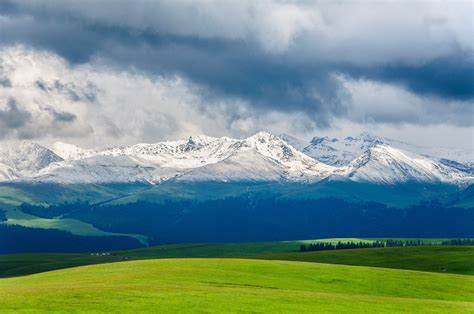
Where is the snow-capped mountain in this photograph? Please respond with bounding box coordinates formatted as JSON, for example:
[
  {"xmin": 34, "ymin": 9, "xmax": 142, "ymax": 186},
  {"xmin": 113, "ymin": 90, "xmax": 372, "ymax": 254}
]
[
  {"xmin": 52, "ymin": 142, "xmax": 95, "ymax": 160},
  {"xmin": 278, "ymin": 134, "xmax": 307, "ymax": 151},
  {"xmin": 0, "ymin": 163, "xmax": 18, "ymax": 181},
  {"xmin": 37, "ymin": 132, "xmax": 337, "ymax": 183},
  {"xmin": 298, "ymin": 132, "xmax": 390, "ymax": 167},
  {"xmin": 438, "ymin": 159, "xmax": 474, "ymax": 175},
  {"xmin": 37, "ymin": 155, "xmax": 159, "ymax": 184},
  {"xmin": 388, "ymin": 139, "xmax": 473, "ymax": 164},
  {"xmin": 343, "ymin": 145, "xmax": 470, "ymax": 184},
  {"xmin": 175, "ymin": 132, "xmax": 338, "ymax": 182},
  {"xmin": 289, "ymin": 132, "xmax": 473, "ymax": 171},
  {"xmin": 100, "ymin": 135, "xmax": 238, "ymax": 169},
  {"xmin": 0, "ymin": 132, "xmax": 472, "ymax": 185},
  {"xmin": 0, "ymin": 141, "xmax": 63, "ymax": 176}
]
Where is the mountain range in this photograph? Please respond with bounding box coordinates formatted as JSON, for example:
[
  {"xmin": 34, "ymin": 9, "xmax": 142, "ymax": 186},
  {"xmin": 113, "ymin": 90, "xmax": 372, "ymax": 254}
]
[
  {"xmin": 1, "ymin": 131, "xmax": 472, "ymax": 251},
  {"xmin": 0, "ymin": 131, "xmax": 472, "ymax": 185}
]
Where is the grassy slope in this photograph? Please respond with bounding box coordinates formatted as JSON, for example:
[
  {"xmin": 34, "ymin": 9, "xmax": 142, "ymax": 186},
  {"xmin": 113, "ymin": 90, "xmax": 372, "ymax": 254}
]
[
  {"xmin": 0, "ymin": 259, "xmax": 473, "ymax": 313},
  {"xmin": 2, "ymin": 207, "xmax": 148, "ymax": 244},
  {"xmin": 1, "ymin": 241, "xmax": 473, "ymax": 278},
  {"xmin": 118, "ymin": 238, "xmax": 373, "ymax": 257},
  {"xmin": 251, "ymin": 246, "xmax": 474, "ymax": 275},
  {"xmin": 0, "ymin": 240, "xmax": 326, "ymax": 278},
  {"xmin": 0, "ymin": 253, "xmax": 120, "ymax": 278}
]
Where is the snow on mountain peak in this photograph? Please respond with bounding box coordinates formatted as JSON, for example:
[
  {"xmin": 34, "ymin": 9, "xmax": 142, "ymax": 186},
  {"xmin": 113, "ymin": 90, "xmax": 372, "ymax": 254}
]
[
  {"xmin": 98, "ymin": 134, "xmax": 238, "ymax": 169},
  {"xmin": 52, "ymin": 142, "xmax": 94, "ymax": 160},
  {"xmin": 243, "ymin": 132, "xmax": 336, "ymax": 179},
  {"xmin": 356, "ymin": 132, "xmax": 386, "ymax": 143},
  {"xmin": 0, "ymin": 131, "xmax": 472, "ymax": 185},
  {"xmin": 0, "ymin": 163, "xmax": 18, "ymax": 181},
  {"xmin": 310, "ymin": 136, "xmax": 338, "ymax": 145},
  {"xmin": 278, "ymin": 133, "xmax": 306, "ymax": 150},
  {"xmin": 288, "ymin": 131, "xmax": 473, "ymax": 171},
  {"xmin": 21, "ymin": 132, "xmax": 337, "ymax": 184},
  {"xmin": 345, "ymin": 144, "xmax": 472, "ymax": 184},
  {"xmin": 0, "ymin": 141, "xmax": 63, "ymax": 176}
]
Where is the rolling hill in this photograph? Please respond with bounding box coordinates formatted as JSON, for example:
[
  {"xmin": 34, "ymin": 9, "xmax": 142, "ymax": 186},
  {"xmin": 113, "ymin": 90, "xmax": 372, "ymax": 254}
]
[
  {"xmin": 0, "ymin": 258, "xmax": 473, "ymax": 313},
  {"xmin": 249, "ymin": 246, "xmax": 474, "ymax": 275},
  {"xmin": 1, "ymin": 240, "xmax": 472, "ymax": 278}
]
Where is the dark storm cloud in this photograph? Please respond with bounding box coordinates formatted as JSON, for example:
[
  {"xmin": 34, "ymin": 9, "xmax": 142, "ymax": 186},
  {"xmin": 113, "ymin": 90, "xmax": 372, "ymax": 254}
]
[
  {"xmin": 0, "ymin": 0, "xmax": 472, "ymax": 128},
  {"xmin": 45, "ymin": 108, "xmax": 77, "ymax": 123},
  {"xmin": 0, "ymin": 10, "xmax": 347, "ymax": 125},
  {"xmin": 346, "ymin": 55, "xmax": 474, "ymax": 101},
  {"xmin": 35, "ymin": 79, "xmax": 97, "ymax": 103},
  {"xmin": 0, "ymin": 78, "xmax": 11, "ymax": 87},
  {"xmin": 0, "ymin": 98, "xmax": 31, "ymax": 130},
  {"xmin": 100, "ymin": 40, "xmax": 349, "ymax": 126}
]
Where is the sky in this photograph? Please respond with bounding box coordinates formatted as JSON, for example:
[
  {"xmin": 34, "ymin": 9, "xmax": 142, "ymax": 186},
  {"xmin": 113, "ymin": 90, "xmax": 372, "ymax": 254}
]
[{"xmin": 0, "ymin": 0, "xmax": 473, "ymax": 149}]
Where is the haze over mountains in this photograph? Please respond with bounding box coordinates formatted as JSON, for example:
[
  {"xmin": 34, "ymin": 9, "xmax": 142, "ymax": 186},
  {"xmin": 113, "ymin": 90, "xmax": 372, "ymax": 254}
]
[{"xmin": 0, "ymin": 131, "xmax": 472, "ymax": 185}]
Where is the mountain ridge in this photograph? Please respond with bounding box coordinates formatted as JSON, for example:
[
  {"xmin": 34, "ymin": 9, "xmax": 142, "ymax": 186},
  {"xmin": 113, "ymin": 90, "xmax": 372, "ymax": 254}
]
[{"xmin": 0, "ymin": 132, "xmax": 472, "ymax": 185}]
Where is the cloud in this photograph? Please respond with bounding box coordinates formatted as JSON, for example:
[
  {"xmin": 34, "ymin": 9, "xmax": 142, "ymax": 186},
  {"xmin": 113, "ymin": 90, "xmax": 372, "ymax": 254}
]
[
  {"xmin": 2, "ymin": 45, "xmax": 470, "ymax": 147},
  {"xmin": 0, "ymin": 78, "xmax": 11, "ymax": 87},
  {"xmin": 0, "ymin": 46, "xmax": 326, "ymax": 147},
  {"xmin": 1, "ymin": 0, "xmax": 315, "ymax": 52},
  {"xmin": 0, "ymin": 48, "xmax": 94, "ymax": 140},
  {"xmin": 0, "ymin": 0, "xmax": 471, "ymax": 123},
  {"xmin": 45, "ymin": 108, "xmax": 77, "ymax": 123},
  {"xmin": 340, "ymin": 76, "xmax": 473, "ymax": 126},
  {"xmin": 4, "ymin": 1, "xmax": 471, "ymax": 59},
  {"xmin": 0, "ymin": 2, "xmax": 472, "ymax": 149},
  {"xmin": 0, "ymin": 98, "xmax": 31, "ymax": 132},
  {"xmin": 346, "ymin": 55, "xmax": 474, "ymax": 101}
]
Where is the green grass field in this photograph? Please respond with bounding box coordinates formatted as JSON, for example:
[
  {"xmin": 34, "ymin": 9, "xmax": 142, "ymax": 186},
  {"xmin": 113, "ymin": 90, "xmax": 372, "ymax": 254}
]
[
  {"xmin": 1, "ymin": 239, "xmax": 473, "ymax": 312},
  {"xmin": 1, "ymin": 258, "xmax": 473, "ymax": 313},
  {"xmin": 1, "ymin": 239, "xmax": 369, "ymax": 277},
  {"xmin": 1, "ymin": 241, "xmax": 473, "ymax": 278},
  {"xmin": 250, "ymin": 246, "xmax": 474, "ymax": 275}
]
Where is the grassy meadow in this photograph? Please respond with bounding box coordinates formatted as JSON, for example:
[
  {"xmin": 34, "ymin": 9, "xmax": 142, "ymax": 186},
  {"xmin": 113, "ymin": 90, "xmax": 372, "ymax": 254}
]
[
  {"xmin": 1, "ymin": 239, "xmax": 473, "ymax": 277},
  {"xmin": 1, "ymin": 258, "xmax": 473, "ymax": 313},
  {"xmin": 1, "ymin": 238, "xmax": 473, "ymax": 312},
  {"xmin": 250, "ymin": 246, "xmax": 474, "ymax": 275},
  {"xmin": 1, "ymin": 238, "xmax": 370, "ymax": 277}
]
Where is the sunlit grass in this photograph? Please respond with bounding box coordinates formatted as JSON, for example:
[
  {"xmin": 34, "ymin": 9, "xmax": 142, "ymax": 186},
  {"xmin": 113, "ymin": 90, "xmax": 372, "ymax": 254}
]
[{"xmin": 1, "ymin": 258, "xmax": 473, "ymax": 313}]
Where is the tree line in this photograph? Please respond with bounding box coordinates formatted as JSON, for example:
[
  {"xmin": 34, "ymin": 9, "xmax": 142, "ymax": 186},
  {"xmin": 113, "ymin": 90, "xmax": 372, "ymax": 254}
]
[
  {"xmin": 300, "ymin": 241, "xmax": 385, "ymax": 252},
  {"xmin": 441, "ymin": 239, "xmax": 474, "ymax": 246},
  {"xmin": 300, "ymin": 239, "xmax": 474, "ymax": 252}
]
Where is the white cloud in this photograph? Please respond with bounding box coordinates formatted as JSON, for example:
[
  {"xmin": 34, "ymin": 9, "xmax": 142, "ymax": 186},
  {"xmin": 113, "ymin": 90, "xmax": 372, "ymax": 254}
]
[
  {"xmin": 0, "ymin": 45, "xmax": 472, "ymax": 150},
  {"xmin": 340, "ymin": 75, "xmax": 474, "ymax": 126},
  {"xmin": 0, "ymin": 46, "xmax": 321, "ymax": 147},
  {"xmin": 10, "ymin": 0, "xmax": 472, "ymax": 63},
  {"xmin": 292, "ymin": 0, "xmax": 473, "ymax": 65},
  {"xmin": 0, "ymin": 2, "xmax": 472, "ymax": 150},
  {"xmin": 11, "ymin": 0, "xmax": 315, "ymax": 53}
]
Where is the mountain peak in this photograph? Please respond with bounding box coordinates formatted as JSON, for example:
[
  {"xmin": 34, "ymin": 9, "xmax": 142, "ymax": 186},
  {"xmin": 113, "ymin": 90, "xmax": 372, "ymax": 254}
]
[
  {"xmin": 310, "ymin": 136, "xmax": 338, "ymax": 145},
  {"xmin": 0, "ymin": 140, "xmax": 63, "ymax": 175},
  {"xmin": 247, "ymin": 131, "xmax": 277, "ymax": 141},
  {"xmin": 52, "ymin": 142, "xmax": 91, "ymax": 160},
  {"xmin": 278, "ymin": 133, "xmax": 306, "ymax": 150},
  {"xmin": 185, "ymin": 134, "xmax": 220, "ymax": 143},
  {"xmin": 345, "ymin": 144, "xmax": 472, "ymax": 184},
  {"xmin": 356, "ymin": 132, "xmax": 385, "ymax": 143},
  {"xmin": 1, "ymin": 131, "xmax": 472, "ymax": 185}
]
